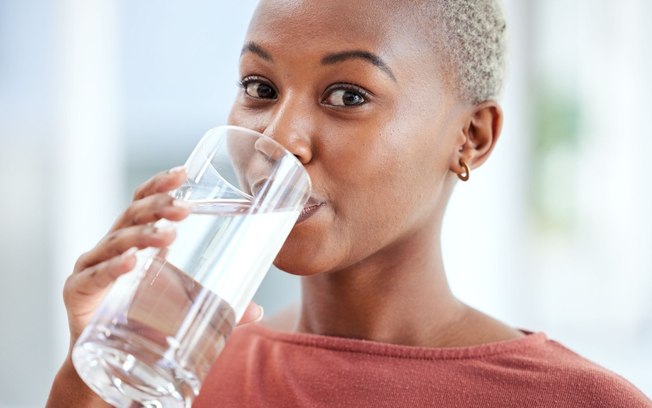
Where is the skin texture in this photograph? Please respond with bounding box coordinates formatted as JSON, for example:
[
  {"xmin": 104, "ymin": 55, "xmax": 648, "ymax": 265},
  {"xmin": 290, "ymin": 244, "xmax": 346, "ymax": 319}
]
[
  {"xmin": 48, "ymin": 0, "xmax": 517, "ymax": 406},
  {"xmin": 230, "ymin": 0, "xmax": 518, "ymax": 346}
]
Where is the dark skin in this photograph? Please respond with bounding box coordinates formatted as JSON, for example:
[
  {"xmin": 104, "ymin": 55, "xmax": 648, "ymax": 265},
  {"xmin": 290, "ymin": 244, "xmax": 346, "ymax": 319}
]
[
  {"xmin": 48, "ymin": 0, "xmax": 519, "ymax": 406},
  {"xmin": 231, "ymin": 0, "xmax": 520, "ymax": 347}
]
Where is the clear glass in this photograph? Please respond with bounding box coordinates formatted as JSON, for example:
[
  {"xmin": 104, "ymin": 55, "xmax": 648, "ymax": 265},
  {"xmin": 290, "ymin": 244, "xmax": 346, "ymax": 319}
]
[{"xmin": 71, "ymin": 126, "xmax": 311, "ymax": 407}]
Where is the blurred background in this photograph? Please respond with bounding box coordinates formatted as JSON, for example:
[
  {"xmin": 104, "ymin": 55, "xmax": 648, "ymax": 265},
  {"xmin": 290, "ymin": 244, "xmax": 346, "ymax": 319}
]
[{"xmin": 0, "ymin": 0, "xmax": 650, "ymax": 406}]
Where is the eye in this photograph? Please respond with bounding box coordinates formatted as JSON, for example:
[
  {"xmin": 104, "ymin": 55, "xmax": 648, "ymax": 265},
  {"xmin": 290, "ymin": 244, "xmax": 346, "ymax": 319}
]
[
  {"xmin": 322, "ymin": 85, "xmax": 368, "ymax": 107},
  {"xmin": 239, "ymin": 76, "xmax": 277, "ymax": 100}
]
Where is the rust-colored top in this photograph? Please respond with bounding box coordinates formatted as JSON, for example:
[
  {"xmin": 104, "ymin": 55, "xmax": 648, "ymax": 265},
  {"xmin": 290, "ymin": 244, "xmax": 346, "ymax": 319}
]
[{"xmin": 194, "ymin": 324, "xmax": 651, "ymax": 407}]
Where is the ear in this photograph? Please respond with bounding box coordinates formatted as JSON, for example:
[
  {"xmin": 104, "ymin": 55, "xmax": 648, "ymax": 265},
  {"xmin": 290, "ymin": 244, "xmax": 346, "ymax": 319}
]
[{"xmin": 451, "ymin": 100, "xmax": 503, "ymax": 175}]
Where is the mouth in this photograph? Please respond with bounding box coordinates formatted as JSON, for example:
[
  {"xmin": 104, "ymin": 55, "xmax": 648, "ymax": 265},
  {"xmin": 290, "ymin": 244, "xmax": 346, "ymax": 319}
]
[{"xmin": 296, "ymin": 198, "xmax": 324, "ymax": 224}]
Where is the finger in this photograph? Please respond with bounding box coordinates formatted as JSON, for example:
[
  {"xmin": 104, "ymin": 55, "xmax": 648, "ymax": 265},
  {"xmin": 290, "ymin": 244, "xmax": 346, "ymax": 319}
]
[
  {"xmin": 65, "ymin": 249, "xmax": 138, "ymax": 309},
  {"xmin": 64, "ymin": 250, "xmax": 140, "ymax": 341},
  {"xmin": 238, "ymin": 302, "xmax": 264, "ymax": 326},
  {"xmin": 75, "ymin": 224, "xmax": 176, "ymax": 272},
  {"xmin": 132, "ymin": 166, "xmax": 186, "ymax": 201},
  {"xmin": 110, "ymin": 192, "xmax": 191, "ymax": 232}
]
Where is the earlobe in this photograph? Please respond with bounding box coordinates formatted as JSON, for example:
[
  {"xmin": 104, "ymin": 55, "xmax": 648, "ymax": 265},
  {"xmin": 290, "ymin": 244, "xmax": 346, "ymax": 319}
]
[{"xmin": 457, "ymin": 158, "xmax": 470, "ymax": 181}]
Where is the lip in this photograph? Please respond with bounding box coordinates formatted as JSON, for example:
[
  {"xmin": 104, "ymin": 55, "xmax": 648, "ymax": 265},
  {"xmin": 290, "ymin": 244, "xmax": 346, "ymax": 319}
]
[{"xmin": 296, "ymin": 197, "xmax": 324, "ymax": 224}]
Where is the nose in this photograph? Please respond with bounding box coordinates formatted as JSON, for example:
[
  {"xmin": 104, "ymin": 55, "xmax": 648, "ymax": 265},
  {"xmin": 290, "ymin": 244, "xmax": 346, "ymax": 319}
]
[
  {"xmin": 253, "ymin": 137, "xmax": 285, "ymax": 161},
  {"xmin": 261, "ymin": 99, "xmax": 313, "ymax": 165}
]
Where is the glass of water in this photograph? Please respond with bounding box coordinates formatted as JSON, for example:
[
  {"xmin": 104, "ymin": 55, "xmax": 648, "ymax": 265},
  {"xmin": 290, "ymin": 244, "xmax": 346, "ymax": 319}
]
[{"xmin": 72, "ymin": 125, "xmax": 311, "ymax": 407}]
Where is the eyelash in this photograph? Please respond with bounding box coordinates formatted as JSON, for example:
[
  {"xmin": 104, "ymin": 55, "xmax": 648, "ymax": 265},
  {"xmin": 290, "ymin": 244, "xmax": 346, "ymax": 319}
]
[
  {"xmin": 238, "ymin": 75, "xmax": 278, "ymax": 99},
  {"xmin": 238, "ymin": 76, "xmax": 371, "ymax": 107},
  {"xmin": 321, "ymin": 83, "xmax": 369, "ymax": 106}
]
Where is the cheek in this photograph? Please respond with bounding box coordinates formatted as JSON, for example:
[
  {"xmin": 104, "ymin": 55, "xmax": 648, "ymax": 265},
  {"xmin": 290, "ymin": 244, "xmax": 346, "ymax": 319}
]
[
  {"xmin": 322, "ymin": 135, "xmax": 433, "ymax": 238},
  {"xmin": 330, "ymin": 121, "xmax": 451, "ymax": 241},
  {"xmin": 228, "ymin": 105, "xmax": 270, "ymax": 135},
  {"xmin": 324, "ymin": 127, "xmax": 441, "ymax": 204}
]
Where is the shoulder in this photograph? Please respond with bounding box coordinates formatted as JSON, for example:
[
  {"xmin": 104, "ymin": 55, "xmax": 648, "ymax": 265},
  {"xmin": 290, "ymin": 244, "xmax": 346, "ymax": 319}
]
[{"xmin": 509, "ymin": 336, "xmax": 652, "ymax": 407}]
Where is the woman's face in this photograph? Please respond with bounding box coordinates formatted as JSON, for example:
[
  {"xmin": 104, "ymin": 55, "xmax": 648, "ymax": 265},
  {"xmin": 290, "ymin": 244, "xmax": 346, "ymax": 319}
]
[{"xmin": 228, "ymin": 0, "xmax": 470, "ymax": 275}]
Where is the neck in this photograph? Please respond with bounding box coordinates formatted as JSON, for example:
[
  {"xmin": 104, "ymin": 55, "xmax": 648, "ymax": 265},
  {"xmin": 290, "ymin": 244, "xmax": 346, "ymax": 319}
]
[{"xmin": 297, "ymin": 222, "xmax": 467, "ymax": 348}]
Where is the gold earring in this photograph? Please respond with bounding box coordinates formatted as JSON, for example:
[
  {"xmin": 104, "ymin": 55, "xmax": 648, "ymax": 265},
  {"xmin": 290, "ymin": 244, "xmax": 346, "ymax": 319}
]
[{"xmin": 458, "ymin": 159, "xmax": 470, "ymax": 182}]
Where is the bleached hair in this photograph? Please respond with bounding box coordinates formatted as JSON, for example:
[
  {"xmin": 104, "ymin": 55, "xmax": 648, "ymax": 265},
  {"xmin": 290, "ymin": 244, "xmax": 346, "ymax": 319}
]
[{"xmin": 429, "ymin": 0, "xmax": 507, "ymax": 104}]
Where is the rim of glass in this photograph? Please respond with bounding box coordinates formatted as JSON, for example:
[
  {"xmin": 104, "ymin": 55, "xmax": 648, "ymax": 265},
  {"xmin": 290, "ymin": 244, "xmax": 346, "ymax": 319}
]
[{"xmin": 201, "ymin": 125, "xmax": 312, "ymax": 200}]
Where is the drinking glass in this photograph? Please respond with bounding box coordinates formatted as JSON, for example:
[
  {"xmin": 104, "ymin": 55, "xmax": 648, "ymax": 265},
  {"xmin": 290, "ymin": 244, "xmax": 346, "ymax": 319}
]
[{"xmin": 72, "ymin": 125, "xmax": 311, "ymax": 407}]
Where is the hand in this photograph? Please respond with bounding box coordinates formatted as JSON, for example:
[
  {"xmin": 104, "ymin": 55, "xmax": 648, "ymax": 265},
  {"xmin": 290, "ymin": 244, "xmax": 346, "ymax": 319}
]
[
  {"xmin": 62, "ymin": 166, "xmax": 263, "ymax": 347},
  {"xmin": 62, "ymin": 167, "xmax": 189, "ymax": 345},
  {"xmin": 49, "ymin": 167, "xmax": 264, "ymax": 407}
]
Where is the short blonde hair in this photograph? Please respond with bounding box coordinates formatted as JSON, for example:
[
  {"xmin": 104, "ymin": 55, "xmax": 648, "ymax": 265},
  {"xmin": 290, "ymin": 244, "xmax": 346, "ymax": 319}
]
[{"xmin": 430, "ymin": 0, "xmax": 507, "ymax": 104}]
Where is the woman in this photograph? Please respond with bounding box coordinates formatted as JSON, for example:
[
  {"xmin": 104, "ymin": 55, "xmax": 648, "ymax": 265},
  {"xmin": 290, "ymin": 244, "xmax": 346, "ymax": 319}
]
[{"xmin": 48, "ymin": 0, "xmax": 651, "ymax": 406}]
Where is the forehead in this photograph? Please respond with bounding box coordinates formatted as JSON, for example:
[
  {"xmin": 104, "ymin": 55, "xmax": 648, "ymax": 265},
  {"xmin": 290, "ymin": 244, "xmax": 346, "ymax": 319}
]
[
  {"xmin": 249, "ymin": 0, "xmax": 403, "ymax": 40},
  {"xmin": 244, "ymin": 0, "xmax": 436, "ymax": 75}
]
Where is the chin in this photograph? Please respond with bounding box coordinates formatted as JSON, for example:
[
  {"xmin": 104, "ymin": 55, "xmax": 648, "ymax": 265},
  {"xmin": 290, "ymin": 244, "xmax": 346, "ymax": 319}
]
[
  {"xmin": 272, "ymin": 248, "xmax": 319, "ymax": 276},
  {"xmin": 273, "ymin": 209, "xmax": 339, "ymax": 275},
  {"xmin": 272, "ymin": 235, "xmax": 329, "ymax": 276}
]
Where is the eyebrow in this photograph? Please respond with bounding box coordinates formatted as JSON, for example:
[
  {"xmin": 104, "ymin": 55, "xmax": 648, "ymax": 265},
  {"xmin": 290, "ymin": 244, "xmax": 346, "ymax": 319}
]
[
  {"xmin": 241, "ymin": 42, "xmax": 397, "ymax": 82},
  {"xmin": 321, "ymin": 50, "xmax": 396, "ymax": 82},
  {"xmin": 241, "ymin": 41, "xmax": 272, "ymax": 61}
]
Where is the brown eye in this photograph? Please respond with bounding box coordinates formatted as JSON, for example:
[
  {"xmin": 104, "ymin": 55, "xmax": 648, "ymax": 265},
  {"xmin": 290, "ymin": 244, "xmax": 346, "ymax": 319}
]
[
  {"xmin": 241, "ymin": 78, "xmax": 277, "ymax": 99},
  {"xmin": 322, "ymin": 86, "xmax": 368, "ymax": 107}
]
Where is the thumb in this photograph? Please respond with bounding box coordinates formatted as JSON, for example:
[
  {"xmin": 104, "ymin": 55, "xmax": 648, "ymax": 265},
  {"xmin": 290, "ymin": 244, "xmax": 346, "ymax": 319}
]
[{"xmin": 238, "ymin": 302, "xmax": 264, "ymax": 326}]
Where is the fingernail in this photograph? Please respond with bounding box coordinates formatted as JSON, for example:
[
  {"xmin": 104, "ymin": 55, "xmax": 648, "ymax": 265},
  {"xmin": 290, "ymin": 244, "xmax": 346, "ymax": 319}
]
[
  {"xmin": 168, "ymin": 165, "xmax": 186, "ymax": 174},
  {"xmin": 122, "ymin": 247, "xmax": 138, "ymax": 260},
  {"xmin": 172, "ymin": 199, "xmax": 193, "ymax": 210},
  {"xmin": 254, "ymin": 305, "xmax": 264, "ymax": 322},
  {"xmin": 152, "ymin": 224, "xmax": 176, "ymax": 235}
]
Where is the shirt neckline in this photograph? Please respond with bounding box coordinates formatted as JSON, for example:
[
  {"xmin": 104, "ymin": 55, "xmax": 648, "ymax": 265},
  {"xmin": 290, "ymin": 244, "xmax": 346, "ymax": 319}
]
[{"xmin": 245, "ymin": 323, "xmax": 547, "ymax": 361}]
